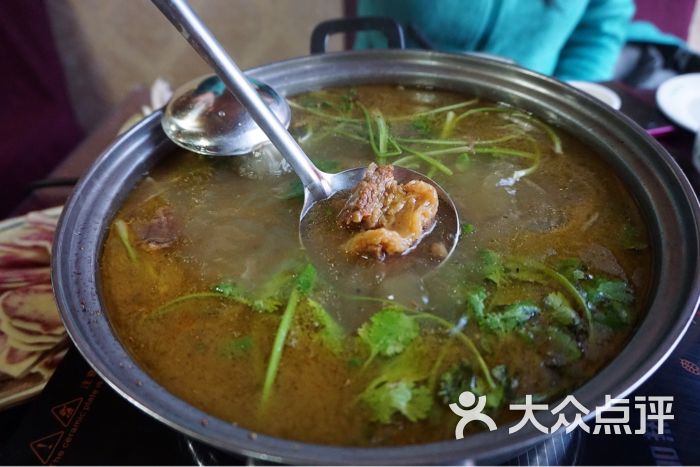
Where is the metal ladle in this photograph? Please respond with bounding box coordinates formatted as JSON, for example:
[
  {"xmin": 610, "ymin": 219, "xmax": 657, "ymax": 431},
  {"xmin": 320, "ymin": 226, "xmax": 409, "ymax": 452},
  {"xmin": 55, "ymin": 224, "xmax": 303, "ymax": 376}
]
[{"xmin": 151, "ymin": 0, "xmax": 460, "ymax": 262}]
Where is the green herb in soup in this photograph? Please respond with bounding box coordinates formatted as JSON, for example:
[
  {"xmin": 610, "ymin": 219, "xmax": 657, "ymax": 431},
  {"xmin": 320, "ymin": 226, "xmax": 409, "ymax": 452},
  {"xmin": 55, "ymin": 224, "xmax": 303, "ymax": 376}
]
[{"xmin": 100, "ymin": 85, "xmax": 650, "ymax": 446}]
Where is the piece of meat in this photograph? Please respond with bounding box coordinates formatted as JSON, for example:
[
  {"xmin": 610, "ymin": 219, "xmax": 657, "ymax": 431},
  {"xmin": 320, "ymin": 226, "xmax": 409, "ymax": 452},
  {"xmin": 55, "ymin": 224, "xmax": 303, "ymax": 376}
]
[
  {"xmin": 343, "ymin": 228, "xmax": 414, "ymax": 259},
  {"xmin": 337, "ymin": 164, "xmax": 400, "ymax": 229},
  {"xmin": 134, "ymin": 206, "xmax": 178, "ymax": 250},
  {"xmin": 430, "ymin": 241, "xmax": 448, "ymax": 258},
  {"xmin": 339, "ymin": 164, "xmax": 438, "ymax": 259}
]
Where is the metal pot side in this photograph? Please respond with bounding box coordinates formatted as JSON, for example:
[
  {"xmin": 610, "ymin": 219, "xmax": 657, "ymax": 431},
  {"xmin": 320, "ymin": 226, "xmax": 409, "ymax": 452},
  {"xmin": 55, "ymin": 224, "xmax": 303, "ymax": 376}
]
[{"xmin": 52, "ymin": 50, "xmax": 700, "ymax": 465}]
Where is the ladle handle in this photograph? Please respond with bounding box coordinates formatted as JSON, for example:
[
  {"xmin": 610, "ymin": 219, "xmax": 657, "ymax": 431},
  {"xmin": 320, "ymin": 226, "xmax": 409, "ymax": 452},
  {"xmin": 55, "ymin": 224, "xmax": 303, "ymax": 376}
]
[{"xmin": 151, "ymin": 0, "xmax": 332, "ymax": 199}]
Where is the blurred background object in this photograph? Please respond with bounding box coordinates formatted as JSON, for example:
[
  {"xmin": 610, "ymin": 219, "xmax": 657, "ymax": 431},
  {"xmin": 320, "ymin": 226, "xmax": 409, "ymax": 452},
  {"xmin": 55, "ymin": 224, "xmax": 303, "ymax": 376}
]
[
  {"xmin": 633, "ymin": 0, "xmax": 698, "ymax": 41},
  {"xmin": 46, "ymin": 0, "xmax": 342, "ymax": 132},
  {"xmin": 693, "ymin": 2, "xmax": 700, "ymax": 48},
  {"xmin": 0, "ymin": 0, "xmax": 341, "ymax": 218},
  {"xmin": 614, "ymin": 0, "xmax": 700, "ymax": 88},
  {"xmin": 0, "ymin": 1, "xmax": 83, "ymax": 217},
  {"xmin": 694, "ymin": 130, "xmax": 700, "ymax": 172}
]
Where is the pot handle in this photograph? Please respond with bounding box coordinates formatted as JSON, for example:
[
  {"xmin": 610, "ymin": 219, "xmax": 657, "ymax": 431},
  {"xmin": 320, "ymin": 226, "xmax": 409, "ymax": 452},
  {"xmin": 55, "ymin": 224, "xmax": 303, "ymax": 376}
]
[{"xmin": 310, "ymin": 16, "xmax": 405, "ymax": 54}]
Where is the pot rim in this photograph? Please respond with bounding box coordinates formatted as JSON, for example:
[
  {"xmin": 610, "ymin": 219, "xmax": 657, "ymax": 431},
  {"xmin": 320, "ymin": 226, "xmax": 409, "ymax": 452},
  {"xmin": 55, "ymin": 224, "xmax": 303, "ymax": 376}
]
[{"xmin": 52, "ymin": 49, "xmax": 700, "ymax": 464}]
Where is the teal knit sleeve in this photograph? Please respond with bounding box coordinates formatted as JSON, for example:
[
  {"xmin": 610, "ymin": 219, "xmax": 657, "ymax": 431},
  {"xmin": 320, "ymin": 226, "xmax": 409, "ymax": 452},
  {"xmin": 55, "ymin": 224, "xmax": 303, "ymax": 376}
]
[{"xmin": 554, "ymin": 0, "xmax": 635, "ymax": 81}]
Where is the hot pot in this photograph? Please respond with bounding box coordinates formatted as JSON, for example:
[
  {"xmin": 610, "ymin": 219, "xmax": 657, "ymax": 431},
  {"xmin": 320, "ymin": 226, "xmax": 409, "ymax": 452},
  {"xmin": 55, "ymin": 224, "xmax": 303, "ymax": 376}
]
[{"xmin": 52, "ymin": 49, "xmax": 700, "ymax": 464}]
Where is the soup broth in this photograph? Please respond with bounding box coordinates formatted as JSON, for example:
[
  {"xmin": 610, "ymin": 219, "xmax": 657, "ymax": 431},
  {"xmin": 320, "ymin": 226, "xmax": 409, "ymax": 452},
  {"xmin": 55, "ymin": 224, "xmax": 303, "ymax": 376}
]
[{"xmin": 101, "ymin": 85, "xmax": 651, "ymax": 446}]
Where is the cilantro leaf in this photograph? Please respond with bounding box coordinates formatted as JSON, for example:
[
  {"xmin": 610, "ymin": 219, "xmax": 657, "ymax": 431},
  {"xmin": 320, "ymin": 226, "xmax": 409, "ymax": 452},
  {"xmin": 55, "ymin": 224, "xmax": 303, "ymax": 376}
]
[
  {"xmin": 213, "ymin": 282, "xmax": 245, "ymax": 298},
  {"xmin": 411, "ymin": 115, "xmax": 436, "ymax": 136},
  {"xmin": 503, "ymin": 260, "xmax": 549, "ymax": 284},
  {"xmin": 306, "ymin": 298, "xmax": 345, "ymax": 354},
  {"xmin": 501, "ymin": 255, "xmax": 592, "ymax": 330},
  {"xmin": 360, "ymin": 380, "xmax": 433, "ymax": 423},
  {"xmin": 461, "ymin": 222, "xmax": 475, "ymax": 235},
  {"xmin": 339, "ymin": 89, "xmax": 358, "ymax": 113},
  {"xmin": 555, "ymin": 258, "xmax": 587, "ymax": 283},
  {"xmin": 212, "ymin": 282, "xmax": 255, "ymax": 307},
  {"xmin": 593, "ymin": 304, "xmax": 631, "ymax": 329},
  {"xmin": 250, "ymin": 297, "xmax": 284, "ymax": 313},
  {"xmin": 554, "ymin": 259, "xmax": 634, "ymax": 331},
  {"xmin": 221, "ymin": 336, "xmax": 252, "ymax": 358},
  {"xmin": 582, "ymin": 277, "xmax": 633, "ymax": 329},
  {"xmin": 481, "ymin": 302, "xmax": 539, "ymax": 335},
  {"xmin": 213, "ymin": 281, "xmax": 281, "ymax": 313},
  {"xmin": 584, "ymin": 278, "xmax": 633, "ymax": 307},
  {"xmin": 542, "ymin": 326, "xmax": 582, "ymax": 366},
  {"xmin": 438, "ymin": 360, "xmax": 506, "ymax": 409},
  {"xmin": 256, "ymin": 268, "xmax": 294, "ymax": 298},
  {"xmin": 472, "ymin": 374, "xmax": 505, "ymax": 410},
  {"xmin": 295, "ymin": 263, "xmax": 317, "ymax": 297},
  {"xmin": 465, "ymin": 286, "xmax": 488, "ymax": 321},
  {"xmin": 544, "ymin": 292, "xmax": 582, "ymax": 329},
  {"xmin": 358, "ymin": 308, "xmax": 419, "ymax": 360},
  {"xmin": 463, "ymin": 279, "xmax": 539, "ymax": 335},
  {"xmin": 437, "ymin": 360, "xmax": 473, "ymax": 405},
  {"xmin": 479, "ymin": 249, "xmax": 505, "ymax": 285}
]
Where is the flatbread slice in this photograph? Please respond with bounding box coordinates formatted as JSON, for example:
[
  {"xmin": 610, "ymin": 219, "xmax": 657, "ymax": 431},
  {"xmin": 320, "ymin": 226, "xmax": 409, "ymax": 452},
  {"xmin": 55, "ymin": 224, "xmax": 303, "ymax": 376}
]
[
  {"xmin": 12, "ymin": 226, "xmax": 54, "ymax": 252},
  {"xmin": 0, "ymin": 317, "xmax": 65, "ymax": 345},
  {"xmin": 0, "ymin": 243, "xmax": 50, "ymax": 268},
  {"xmin": 0, "ymin": 314, "xmax": 65, "ymax": 351},
  {"xmin": 0, "ymin": 330, "xmax": 7, "ymax": 355},
  {"xmin": 26, "ymin": 210, "xmax": 60, "ymax": 230},
  {"xmin": 0, "ymin": 345, "xmax": 41, "ymax": 378},
  {"xmin": 0, "ymin": 267, "xmax": 51, "ymax": 290},
  {"xmin": 0, "ymin": 285, "xmax": 63, "ymax": 335}
]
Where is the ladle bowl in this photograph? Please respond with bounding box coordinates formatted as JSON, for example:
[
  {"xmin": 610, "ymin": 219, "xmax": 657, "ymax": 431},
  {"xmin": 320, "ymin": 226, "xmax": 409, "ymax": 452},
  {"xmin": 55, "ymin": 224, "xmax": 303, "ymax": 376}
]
[{"xmin": 162, "ymin": 75, "xmax": 291, "ymax": 155}]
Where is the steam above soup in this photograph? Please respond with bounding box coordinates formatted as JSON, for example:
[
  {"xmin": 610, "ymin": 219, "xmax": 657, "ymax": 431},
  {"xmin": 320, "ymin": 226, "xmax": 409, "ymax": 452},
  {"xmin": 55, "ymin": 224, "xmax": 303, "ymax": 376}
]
[{"xmin": 100, "ymin": 85, "xmax": 650, "ymax": 446}]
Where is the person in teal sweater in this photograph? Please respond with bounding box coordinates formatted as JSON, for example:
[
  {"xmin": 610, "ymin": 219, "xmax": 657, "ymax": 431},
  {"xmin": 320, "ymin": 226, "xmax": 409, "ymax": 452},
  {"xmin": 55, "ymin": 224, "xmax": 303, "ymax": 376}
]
[{"xmin": 355, "ymin": 0, "xmax": 635, "ymax": 82}]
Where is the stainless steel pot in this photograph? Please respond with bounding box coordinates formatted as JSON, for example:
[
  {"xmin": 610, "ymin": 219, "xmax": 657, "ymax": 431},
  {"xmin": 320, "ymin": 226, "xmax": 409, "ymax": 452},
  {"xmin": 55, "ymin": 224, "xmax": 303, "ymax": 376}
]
[{"xmin": 52, "ymin": 50, "xmax": 700, "ymax": 464}]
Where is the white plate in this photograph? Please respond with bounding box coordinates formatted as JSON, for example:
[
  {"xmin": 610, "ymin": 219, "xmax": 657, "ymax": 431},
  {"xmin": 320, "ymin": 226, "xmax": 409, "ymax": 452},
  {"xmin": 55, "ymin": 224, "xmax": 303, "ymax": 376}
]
[
  {"xmin": 567, "ymin": 81, "xmax": 622, "ymax": 110},
  {"xmin": 656, "ymin": 73, "xmax": 700, "ymax": 132}
]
